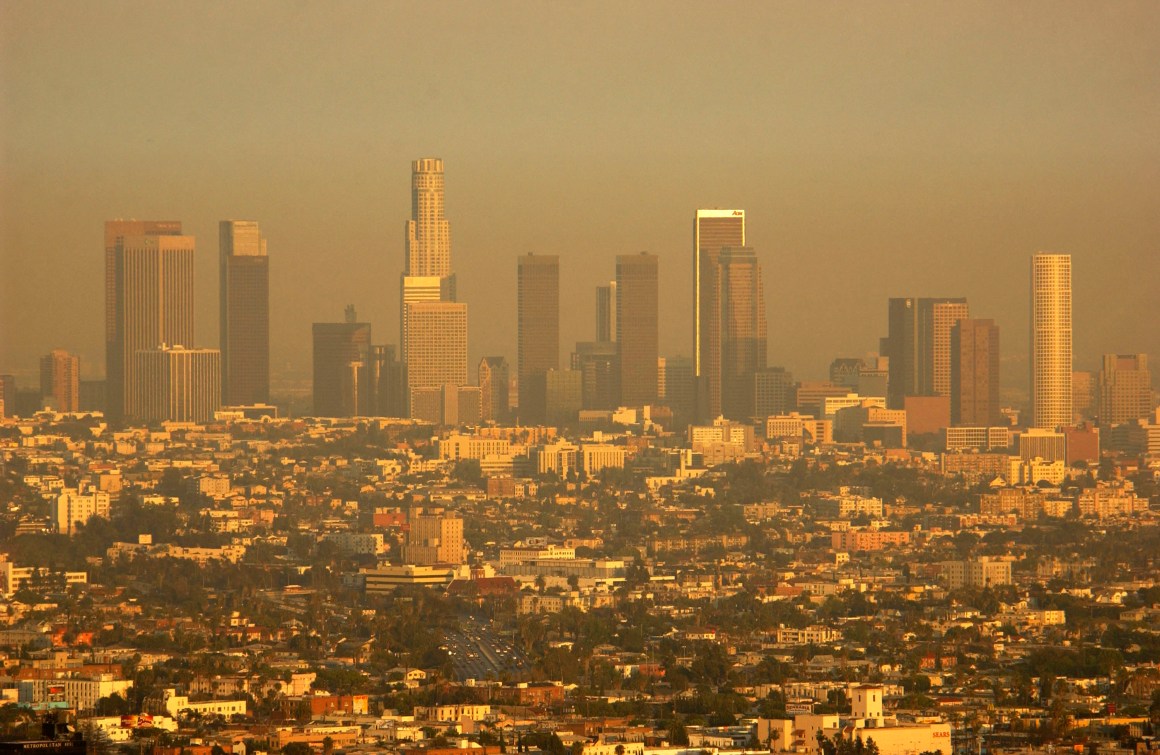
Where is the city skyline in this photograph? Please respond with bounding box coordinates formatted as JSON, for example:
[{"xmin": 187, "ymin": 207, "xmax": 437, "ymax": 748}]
[{"xmin": 2, "ymin": 3, "xmax": 1159, "ymax": 392}]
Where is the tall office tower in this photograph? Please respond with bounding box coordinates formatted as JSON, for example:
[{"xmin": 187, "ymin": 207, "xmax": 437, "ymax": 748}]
[
  {"xmin": 718, "ymin": 247, "xmax": 767, "ymax": 420},
  {"xmin": 883, "ymin": 298, "xmax": 918, "ymax": 408},
  {"xmin": 950, "ymin": 319, "xmax": 1001, "ymax": 426},
  {"xmin": 479, "ymin": 356, "xmax": 511, "ymax": 423},
  {"xmin": 659, "ymin": 355, "xmax": 695, "ymax": 424},
  {"xmin": 312, "ymin": 306, "xmax": 372, "ymax": 417},
  {"xmin": 923, "ymin": 299, "xmax": 970, "ymax": 397},
  {"xmin": 131, "ymin": 345, "xmax": 221, "ymax": 423},
  {"xmin": 595, "ymin": 281, "xmax": 616, "ymax": 342},
  {"xmin": 517, "ymin": 254, "xmax": 560, "ymax": 424},
  {"xmin": 219, "ymin": 220, "xmax": 269, "ymax": 406},
  {"xmin": 401, "ymin": 158, "xmax": 456, "ymax": 359},
  {"xmin": 617, "ymin": 252, "xmax": 659, "ymax": 407},
  {"xmin": 104, "ymin": 220, "xmax": 185, "ymax": 421},
  {"xmin": 694, "ymin": 209, "xmax": 745, "ymax": 420},
  {"xmin": 400, "ymin": 158, "xmax": 468, "ymax": 422},
  {"xmin": 404, "ymin": 301, "xmax": 468, "ymax": 423},
  {"xmin": 1099, "ymin": 354, "xmax": 1151, "ymax": 424},
  {"xmin": 40, "ymin": 349, "xmax": 80, "ymax": 412},
  {"xmin": 108, "ymin": 229, "xmax": 196, "ymax": 423},
  {"xmin": 882, "ymin": 296, "xmax": 968, "ymax": 408},
  {"xmin": 1030, "ymin": 253, "xmax": 1073, "ymax": 429},
  {"xmin": 572, "ymin": 341, "xmax": 619, "ymax": 410}
]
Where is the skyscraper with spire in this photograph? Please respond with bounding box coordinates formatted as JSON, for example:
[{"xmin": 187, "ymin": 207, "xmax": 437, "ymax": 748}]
[{"xmin": 400, "ymin": 158, "xmax": 468, "ymax": 423}]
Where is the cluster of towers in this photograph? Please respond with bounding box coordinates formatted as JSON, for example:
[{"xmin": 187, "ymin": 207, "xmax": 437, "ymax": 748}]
[
  {"xmin": 97, "ymin": 220, "xmax": 268, "ymax": 425},
  {"xmin": 3, "ymin": 159, "xmax": 1152, "ymax": 434}
]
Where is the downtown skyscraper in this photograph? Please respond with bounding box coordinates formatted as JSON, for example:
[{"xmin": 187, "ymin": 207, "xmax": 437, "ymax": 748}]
[
  {"xmin": 717, "ymin": 247, "xmax": 768, "ymax": 420},
  {"xmin": 882, "ymin": 297, "xmax": 969, "ymax": 409},
  {"xmin": 1030, "ymin": 253, "xmax": 1073, "ymax": 429},
  {"xmin": 104, "ymin": 220, "xmax": 183, "ymax": 421},
  {"xmin": 617, "ymin": 252, "xmax": 658, "ymax": 408},
  {"xmin": 105, "ymin": 221, "xmax": 197, "ymax": 423},
  {"xmin": 219, "ymin": 220, "xmax": 269, "ymax": 406},
  {"xmin": 694, "ymin": 209, "xmax": 745, "ymax": 421},
  {"xmin": 517, "ymin": 254, "xmax": 559, "ymax": 424},
  {"xmin": 400, "ymin": 158, "xmax": 469, "ymax": 423}
]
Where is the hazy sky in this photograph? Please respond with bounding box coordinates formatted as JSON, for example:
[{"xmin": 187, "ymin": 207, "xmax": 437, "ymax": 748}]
[{"xmin": 2, "ymin": 1, "xmax": 1158, "ymax": 391}]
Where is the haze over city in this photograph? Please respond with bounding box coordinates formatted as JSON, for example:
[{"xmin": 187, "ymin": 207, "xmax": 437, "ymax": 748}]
[{"xmin": 3, "ymin": 1, "xmax": 1158, "ymax": 389}]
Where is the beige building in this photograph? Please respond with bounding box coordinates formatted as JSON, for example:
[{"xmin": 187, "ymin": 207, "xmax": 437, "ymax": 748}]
[
  {"xmin": 941, "ymin": 557, "xmax": 1012, "ymax": 590},
  {"xmin": 1031, "ymin": 253, "xmax": 1073, "ymax": 429},
  {"xmin": 104, "ymin": 220, "xmax": 185, "ymax": 421},
  {"xmin": 131, "ymin": 345, "xmax": 221, "ymax": 424},
  {"xmin": 54, "ymin": 488, "xmax": 111, "ymax": 535},
  {"xmin": 403, "ymin": 508, "xmax": 465, "ymax": 565},
  {"xmin": 405, "ymin": 301, "xmax": 468, "ymax": 421}
]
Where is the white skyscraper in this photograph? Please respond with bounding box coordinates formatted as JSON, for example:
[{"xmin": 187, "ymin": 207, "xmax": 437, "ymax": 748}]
[{"xmin": 1030, "ymin": 253, "xmax": 1073, "ymax": 429}]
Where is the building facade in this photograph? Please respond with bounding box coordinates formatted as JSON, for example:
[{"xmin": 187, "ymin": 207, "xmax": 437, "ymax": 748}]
[{"xmin": 130, "ymin": 345, "xmax": 221, "ymax": 423}]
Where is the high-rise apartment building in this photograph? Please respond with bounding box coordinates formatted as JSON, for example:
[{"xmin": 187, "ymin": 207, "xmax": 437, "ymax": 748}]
[
  {"xmin": 40, "ymin": 349, "xmax": 80, "ymax": 412},
  {"xmin": 517, "ymin": 254, "xmax": 559, "ymax": 424},
  {"xmin": 478, "ymin": 357, "xmax": 510, "ymax": 423},
  {"xmin": 718, "ymin": 247, "xmax": 768, "ymax": 420},
  {"xmin": 595, "ymin": 281, "xmax": 616, "ymax": 343},
  {"xmin": 1030, "ymin": 253, "xmax": 1073, "ymax": 429},
  {"xmin": 54, "ymin": 488, "xmax": 111, "ymax": 536},
  {"xmin": 882, "ymin": 296, "xmax": 968, "ymax": 408},
  {"xmin": 617, "ymin": 253, "xmax": 659, "ymax": 407},
  {"xmin": 312, "ymin": 307, "xmax": 372, "ymax": 417},
  {"xmin": 107, "ymin": 226, "xmax": 196, "ymax": 423},
  {"xmin": 104, "ymin": 220, "xmax": 183, "ymax": 421},
  {"xmin": 1099, "ymin": 354, "xmax": 1151, "ymax": 425},
  {"xmin": 950, "ymin": 319, "xmax": 1001, "ymax": 426},
  {"xmin": 219, "ymin": 220, "xmax": 269, "ymax": 406},
  {"xmin": 400, "ymin": 158, "xmax": 469, "ymax": 422},
  {"xmin": 694, "ymin": 209, "xmax": 745, "ymax": 420},
  {"xmin": 130, "ymin": 345, "xmax": 221, "ymax": 424}
]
